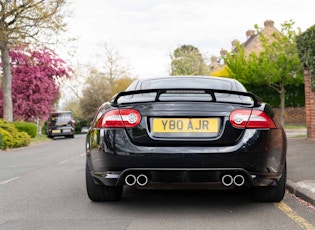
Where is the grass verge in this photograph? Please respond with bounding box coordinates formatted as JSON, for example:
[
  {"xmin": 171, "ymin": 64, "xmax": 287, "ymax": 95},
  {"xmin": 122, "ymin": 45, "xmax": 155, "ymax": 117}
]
[
  {"xmin": 284, "ymin": 124, "xmax": 306, "ymax": 129},
  {"xmin": 30, "ymin": 134, "xmax": 50, "ymax": 144}
]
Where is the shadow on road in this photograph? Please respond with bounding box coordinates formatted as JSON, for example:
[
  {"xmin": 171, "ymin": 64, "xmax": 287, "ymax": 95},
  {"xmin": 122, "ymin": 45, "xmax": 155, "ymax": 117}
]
[{"xmin": 90, "ymin": 187, "xmax": 266, "ymax": 215}]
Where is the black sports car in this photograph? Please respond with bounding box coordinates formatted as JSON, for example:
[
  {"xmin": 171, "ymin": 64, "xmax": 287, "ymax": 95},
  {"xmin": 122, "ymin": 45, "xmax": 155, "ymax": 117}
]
[{"xmin": 85, "ymin": 76, "xmax": 287, "ymax": 202}]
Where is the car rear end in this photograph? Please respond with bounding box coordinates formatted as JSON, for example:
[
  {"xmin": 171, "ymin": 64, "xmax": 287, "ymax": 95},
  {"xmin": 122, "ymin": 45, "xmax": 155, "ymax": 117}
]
[
  {"xmin": 85, "ymin": 77, "xmax": 287, "ymax": 202},
  {"xmin": 47, "ymin": 111, "xmax": 75, "ymax": 138}
]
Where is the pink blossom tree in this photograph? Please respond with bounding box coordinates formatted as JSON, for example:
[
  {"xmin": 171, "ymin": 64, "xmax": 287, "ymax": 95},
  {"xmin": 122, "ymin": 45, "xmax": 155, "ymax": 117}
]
[{"xmin": 0, "ymin": 46, "xmax": 72, "ymax": 121}]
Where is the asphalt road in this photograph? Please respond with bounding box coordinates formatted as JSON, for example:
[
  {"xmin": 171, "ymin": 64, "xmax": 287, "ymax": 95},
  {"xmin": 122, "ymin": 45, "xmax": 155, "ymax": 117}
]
[{"xmin": 0, "ymin": 135, "xmax": 314, "ymax": 230}]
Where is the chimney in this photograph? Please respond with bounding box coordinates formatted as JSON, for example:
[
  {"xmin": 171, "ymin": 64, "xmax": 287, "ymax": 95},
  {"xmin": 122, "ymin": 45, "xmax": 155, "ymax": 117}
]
[
  {"xmin": 246, "ymin": 30, "xmax": 255, "ymax": 38},
  {"xmin": 211, "ymin": 56, "xmax": 217, "ymax": 63},
  {"xmin": 264, "ymin": 20, "xmax": 274, "ymax": 28},
  {"xmin": 220, "ymin": 49, "xmax": 227, "ymax": 56},
  {"xmin": 231, "ymin": 39, "xmax": 239, "ymax": 48}
]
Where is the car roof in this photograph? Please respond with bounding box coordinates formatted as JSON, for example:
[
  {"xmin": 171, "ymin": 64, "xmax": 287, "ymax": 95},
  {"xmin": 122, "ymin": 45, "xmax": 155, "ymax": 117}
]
[
  {"xmin": 137, "ymin": 76, "xmax": 238, "ymax": 83},
  {"xmin": 129, "ymin": 76, "xmax": 242, "ymax": 91}
]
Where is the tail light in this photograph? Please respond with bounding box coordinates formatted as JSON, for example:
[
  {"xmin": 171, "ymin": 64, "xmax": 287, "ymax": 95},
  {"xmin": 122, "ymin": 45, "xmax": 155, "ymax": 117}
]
[
  {"xmin": 96, "ymin": 109, "xmax": 141, "ymax": 128},
  {"xmin": 230, "ymin": 109, "xmax": 276, "ymax": 129}
]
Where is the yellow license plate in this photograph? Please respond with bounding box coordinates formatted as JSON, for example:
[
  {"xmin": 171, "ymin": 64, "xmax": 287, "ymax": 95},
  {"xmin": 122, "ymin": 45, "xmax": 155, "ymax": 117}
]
[
  {"xmin": 152, "ymin": 118, "xmax": 219, "ymax": 133},
  {"xmin": 52, "ymin": 130, "xmax": 61, "ymax": 133}
]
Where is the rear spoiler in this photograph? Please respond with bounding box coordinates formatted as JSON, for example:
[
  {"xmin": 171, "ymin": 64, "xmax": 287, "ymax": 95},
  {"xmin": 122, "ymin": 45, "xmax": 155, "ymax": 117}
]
[{"xmin": 111, "ymin": 88, "xmax": 261, "ymax": 107}]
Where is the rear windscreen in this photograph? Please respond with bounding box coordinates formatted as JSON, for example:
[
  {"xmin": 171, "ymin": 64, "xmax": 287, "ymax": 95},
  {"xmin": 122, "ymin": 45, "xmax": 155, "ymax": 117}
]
[
  {"xmin": 50, "ymin": 113, "xmax": 72, "ymax": 125},
  {"xmin": 117, "ymin": 78, "xmax": 253, "ymax": 104},
  {"xmin": 140, "ymin": 78, "xmax": 233, "ymax": 90}
]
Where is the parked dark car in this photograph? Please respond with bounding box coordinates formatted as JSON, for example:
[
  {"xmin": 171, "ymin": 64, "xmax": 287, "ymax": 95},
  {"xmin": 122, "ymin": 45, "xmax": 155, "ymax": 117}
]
[
  {"xmin": 85, "ymin": 76, "xmax": 287, "ymax": 202},
  {"xmin": 47, "ymin": 111, "xmax": 75, "ymax": 138}
]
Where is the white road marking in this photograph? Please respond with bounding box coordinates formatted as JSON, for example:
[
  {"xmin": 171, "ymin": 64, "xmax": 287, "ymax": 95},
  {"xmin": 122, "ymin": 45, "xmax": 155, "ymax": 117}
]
[
  {"xmin": 58, "ymin": 153, "xmax": 85, "ymax": 165},
  {"xmin": 0, "ymin": 177, "xmax": 20, "ymax": 185},
  {"xmin": 1, "ymin": 153, "xmax": 85, "ymax": 185},
  {"xmin": 58, "ymin": 159, "xmax": 69, "ymax": 164}
]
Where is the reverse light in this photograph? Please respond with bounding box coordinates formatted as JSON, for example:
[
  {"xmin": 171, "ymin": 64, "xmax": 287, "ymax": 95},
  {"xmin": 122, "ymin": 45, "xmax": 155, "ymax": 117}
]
[
  {"xmin": 230, "ymin": 109, "xmax": 276, "ymax": 129},
  {"xmin": 96, "ymin": 109, "xmax": 141, "ymax": 128}
]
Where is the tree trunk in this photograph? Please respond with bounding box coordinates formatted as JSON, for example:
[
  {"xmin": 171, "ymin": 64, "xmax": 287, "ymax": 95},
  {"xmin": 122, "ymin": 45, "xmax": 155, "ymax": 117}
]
[
  {"xmin": 0, "ymin": 43, "xmax": 13, "ymax": 121},
  {"xmin": 279, "ymin": 80, "xmax": 285, "ymax": 126}
]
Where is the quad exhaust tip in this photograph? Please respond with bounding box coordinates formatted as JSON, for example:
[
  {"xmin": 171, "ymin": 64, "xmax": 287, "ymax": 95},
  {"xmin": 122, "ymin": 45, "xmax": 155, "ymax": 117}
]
[
  {"xmin": 125, "ymin": 173, "xmax": 244, "ymax": 187},
  {"xmin": 221, "ymin": 174, "xmax": 245, "ymax": 187},
  {"xmin": 125, "ymin": 174, "xmax": 137, "ymax": 186},
  {"xmin": 136, "ymin": 174, "xmax": 148, "ymax": 186},
  {"xmin": 125, "ymin": 174, "xmax": 149, "ymax": 187},
  {"xmin": 222, "ymin": 174, "xmax": 234, "ymax": 186},
  {"xmin": 233, "ymin": 174, "xmax": 245, "ymax": 186}
]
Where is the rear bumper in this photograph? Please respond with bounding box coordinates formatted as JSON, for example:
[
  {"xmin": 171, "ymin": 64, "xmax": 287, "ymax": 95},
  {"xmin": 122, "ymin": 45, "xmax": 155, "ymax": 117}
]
[
  {"xmin": 48, "ymin": 128, "xmax": 75, "ymax": 137},
  {"xmin": 86, "ymin": 128, "xmax": 287, "ymax": 188},
  {"xmin": 89, "ymin": 167, "xmax": 282, "ymax": 188}
]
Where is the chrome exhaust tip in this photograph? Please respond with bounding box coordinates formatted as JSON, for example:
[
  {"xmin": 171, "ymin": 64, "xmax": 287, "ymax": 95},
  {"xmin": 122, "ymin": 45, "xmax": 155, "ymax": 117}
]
[
  {"xmin": 233, "ymin": 175, "xmax": 245, "ymax": 186},
  {"xmin": 221, "ymin": 174, "xmax": 234, "ymax": 186},
  {"xmin": 125, "ymin": 174, "xmax": 137, "ymax": 186},
  {"xmin": 136, "ymin": 174, "xmax": 148, "ymax": 186}
]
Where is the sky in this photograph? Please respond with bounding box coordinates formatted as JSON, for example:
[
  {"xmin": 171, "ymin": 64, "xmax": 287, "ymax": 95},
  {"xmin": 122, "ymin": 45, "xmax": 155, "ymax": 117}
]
[{"xmin": 64, "ymin": 0, "xmax": 315, "ymax": 79}]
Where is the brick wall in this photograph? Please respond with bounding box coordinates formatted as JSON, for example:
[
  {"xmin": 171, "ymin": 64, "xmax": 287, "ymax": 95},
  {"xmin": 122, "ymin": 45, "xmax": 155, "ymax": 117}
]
[
  {"xmin": 274, "ymin": 107, "xmax": 305, "ymax": 124},
  {"xmin": 304, "ymin": 69, "xmax": 315, "ymax": 138}
]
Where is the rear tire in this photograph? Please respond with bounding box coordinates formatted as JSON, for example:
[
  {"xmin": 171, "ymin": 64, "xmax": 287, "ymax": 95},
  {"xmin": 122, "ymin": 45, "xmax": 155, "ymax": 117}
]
[
  {"xmin": 85, "ymin": 161, "xmax": 123, "ymax": 202},
  {"xmin": 251, "ymin": 162, "xmax": 286, "ymax": 202}
]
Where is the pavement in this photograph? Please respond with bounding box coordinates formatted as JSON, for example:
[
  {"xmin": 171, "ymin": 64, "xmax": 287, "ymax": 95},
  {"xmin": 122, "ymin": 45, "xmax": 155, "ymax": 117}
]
[{"xmin": 285, "ymin": 128, "xmax": 315, "ymax": 206}]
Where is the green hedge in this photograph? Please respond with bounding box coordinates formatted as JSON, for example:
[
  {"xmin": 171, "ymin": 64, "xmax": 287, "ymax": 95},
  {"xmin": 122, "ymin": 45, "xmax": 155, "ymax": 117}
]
[
  {"xmin": 0, "ymin": 133, "xmax": 4, "ymax": 150},
  {"xmin": 74, "ymin": 118, "xmax": 89, "ymax": 134},
  {"xmin": 296, "ymin": 24, "xmax": 315, "ymax": 91},
  {"xmin": 12, "ymin": 121, "xmax": 37, "ymax": 138},
  {"xmin": 0, "ymin": 119, "xmax": 31, "ymax": 150},
  {"xmin": 244, "ymin": 84, "xmax": 305, "ymax": 107}
]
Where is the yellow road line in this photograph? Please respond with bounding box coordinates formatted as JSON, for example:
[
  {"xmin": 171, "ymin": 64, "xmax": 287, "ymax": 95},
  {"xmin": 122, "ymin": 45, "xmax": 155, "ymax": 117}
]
[{"xmin": 275, "ymin": 202, "xmax": 315, "ymax": 230}]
